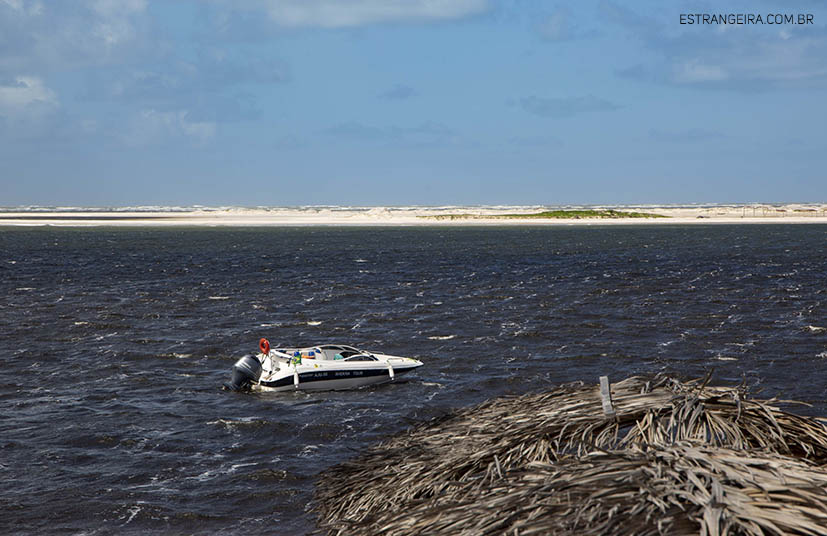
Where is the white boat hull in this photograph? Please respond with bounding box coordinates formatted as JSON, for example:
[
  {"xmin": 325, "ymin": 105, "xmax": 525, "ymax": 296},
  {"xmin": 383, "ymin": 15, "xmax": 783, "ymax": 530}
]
[
  {"xmin": 257, "ymin": 353, "xmax": 422, "ymax": 392},
  {"xmin": 255, "ymin": 366, "xmax": 420, "ymax": 392}
]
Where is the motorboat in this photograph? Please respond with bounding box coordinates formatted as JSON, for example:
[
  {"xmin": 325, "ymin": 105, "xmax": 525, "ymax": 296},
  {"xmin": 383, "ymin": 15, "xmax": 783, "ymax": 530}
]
[{"xmin": 223, "ymin": 338, "xmax": 424, "ymax": 392}]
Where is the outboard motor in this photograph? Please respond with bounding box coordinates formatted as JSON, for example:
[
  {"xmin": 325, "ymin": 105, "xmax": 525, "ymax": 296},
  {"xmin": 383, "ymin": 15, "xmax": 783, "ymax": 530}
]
[{"xmin": 223, "ymin": 354, "xmax": 263, "ymax": 392}]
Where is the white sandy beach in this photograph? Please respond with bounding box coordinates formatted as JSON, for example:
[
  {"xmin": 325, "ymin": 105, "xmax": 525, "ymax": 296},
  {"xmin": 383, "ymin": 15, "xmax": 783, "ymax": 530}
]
[{"xmin": 1, "ymin": 204, "xmax": 826, "ymax": 227}]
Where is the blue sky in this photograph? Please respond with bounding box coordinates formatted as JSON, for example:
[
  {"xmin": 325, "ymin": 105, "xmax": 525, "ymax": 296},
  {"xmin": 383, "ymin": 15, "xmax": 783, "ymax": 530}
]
[{"xmin": 1, "ymin": 0, "xmax": 826, "ymax": 206}]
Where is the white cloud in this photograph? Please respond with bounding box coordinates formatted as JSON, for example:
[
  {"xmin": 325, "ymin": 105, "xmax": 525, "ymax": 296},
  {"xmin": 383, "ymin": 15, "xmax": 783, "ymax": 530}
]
[
  {"xmin": 603, "ymin": 1, "xmax": 827, "ymax": 90},
  {"xmin": 179, "ymin": 116, "xmax": 216, "ymax": 141},
  {"xmin": 672, "ymin": 60, "xmax": 728, "ymax": 84},
  {"xmin": 127, "ymin": 109, "xmax": 216, "ymax": 145},
  {"xmin": 91, "ymin": 0, "xmax": 147, "ymax": 46},
  {"xmin": 1, "ymin": 0, "xmax": 42, "ymax": 16},
  {"xmin": 0, "ymin": 1, "xmax": 150, "ymax": 73},
  {"xmin": 91, "ymin": 0, "xmax": 145, "ymax": 16},
  {"xmin": 0, "ymin": 0, "xmax": 34, "ymax": 14},
  {"xmin": 255, "ymin": 0, "xmax": 488, "ymax": 28},
  {"xmin": 0, "ymin": 75, "xmax": 57, "ymax": 117}
]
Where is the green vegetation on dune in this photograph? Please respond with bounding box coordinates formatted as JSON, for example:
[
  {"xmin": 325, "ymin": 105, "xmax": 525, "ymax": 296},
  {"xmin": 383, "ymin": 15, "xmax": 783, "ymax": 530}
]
[{"xmin": 420, "ymin": 209, "xmax": 668, "ymax": 220}]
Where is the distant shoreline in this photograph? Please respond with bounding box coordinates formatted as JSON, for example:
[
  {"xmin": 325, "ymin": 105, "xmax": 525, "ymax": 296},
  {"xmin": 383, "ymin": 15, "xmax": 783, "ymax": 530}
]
[{"xmin": 1, "ymin": 204, "xmax": 826, "ymax": 227}]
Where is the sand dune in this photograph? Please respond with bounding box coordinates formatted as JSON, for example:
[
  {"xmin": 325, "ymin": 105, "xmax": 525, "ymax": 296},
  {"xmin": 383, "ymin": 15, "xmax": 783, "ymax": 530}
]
[{"xmin": 1, "ymin": 204, "xmax": 826, "ymax": 226}]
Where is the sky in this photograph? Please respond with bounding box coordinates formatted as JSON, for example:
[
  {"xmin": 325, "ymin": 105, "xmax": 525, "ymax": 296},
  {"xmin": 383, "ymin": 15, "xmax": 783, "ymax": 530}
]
[{"xmin": 1, "ymin": 0, "xmax": 826, "ymax": 206}]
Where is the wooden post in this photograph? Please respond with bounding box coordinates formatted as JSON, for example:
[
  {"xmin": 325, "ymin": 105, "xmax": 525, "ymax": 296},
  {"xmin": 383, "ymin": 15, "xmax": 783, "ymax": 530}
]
[{"xmin": 600, "ymin": 376, "xmax": 615, "ymax": 417}]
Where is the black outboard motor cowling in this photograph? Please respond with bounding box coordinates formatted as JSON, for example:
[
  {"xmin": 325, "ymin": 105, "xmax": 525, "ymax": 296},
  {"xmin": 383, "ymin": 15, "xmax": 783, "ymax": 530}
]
[{"xmin": 223, "ymin": 355, "xmax": 263, "ymax": 391}]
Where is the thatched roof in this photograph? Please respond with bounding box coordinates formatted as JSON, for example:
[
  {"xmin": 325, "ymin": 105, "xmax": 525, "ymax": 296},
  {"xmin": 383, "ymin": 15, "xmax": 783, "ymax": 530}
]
[{"xmin": 314, "ymin": 376, "xmax": 827, "ymax": 535}]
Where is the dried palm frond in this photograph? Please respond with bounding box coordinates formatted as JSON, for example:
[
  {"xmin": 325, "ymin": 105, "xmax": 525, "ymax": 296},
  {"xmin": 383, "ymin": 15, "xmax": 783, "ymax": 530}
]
[
  {"xmin": 327, "ymin": 444, "xmax": 827, "ymax": 536},
  {"xmin": 314, "ymin": 375, "xmax": 827, "ymax": 535}
]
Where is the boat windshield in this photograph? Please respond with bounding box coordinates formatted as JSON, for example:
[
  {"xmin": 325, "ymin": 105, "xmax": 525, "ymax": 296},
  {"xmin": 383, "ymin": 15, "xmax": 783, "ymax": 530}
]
[
  {"xmin": 344, "ymin": 355, "xmax": 378, "ymax": 362},
  {"xmin": 275, "ymin": 344, "xmax": 369, "ymax": 360}
]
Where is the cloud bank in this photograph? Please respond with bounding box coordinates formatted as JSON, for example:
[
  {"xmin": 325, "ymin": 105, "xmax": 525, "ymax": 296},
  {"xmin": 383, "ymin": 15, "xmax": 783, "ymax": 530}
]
[
  {"xmin": 601, "ymin": 0, "xmax": 827, "ymax": 90},
  {"xmin": 254, "ymin": 0, "xmax": 489, "ymax": 28}
]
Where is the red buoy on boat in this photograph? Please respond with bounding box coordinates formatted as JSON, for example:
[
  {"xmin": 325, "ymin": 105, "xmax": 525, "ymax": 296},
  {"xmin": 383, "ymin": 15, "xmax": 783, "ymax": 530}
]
[{"xmin": 259, "ymin": 338, "xmax": 270, "ymax": 355}]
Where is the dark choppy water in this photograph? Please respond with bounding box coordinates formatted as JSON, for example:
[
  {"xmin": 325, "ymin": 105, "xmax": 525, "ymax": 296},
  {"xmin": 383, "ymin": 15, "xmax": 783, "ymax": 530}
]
[{"xmin": 2, "ymin": 225, "xmax": 826, "ymax": 534}]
